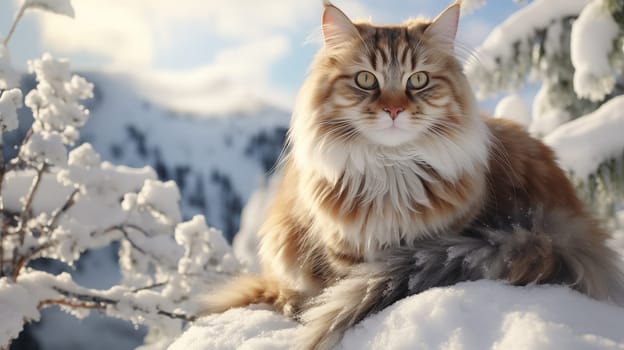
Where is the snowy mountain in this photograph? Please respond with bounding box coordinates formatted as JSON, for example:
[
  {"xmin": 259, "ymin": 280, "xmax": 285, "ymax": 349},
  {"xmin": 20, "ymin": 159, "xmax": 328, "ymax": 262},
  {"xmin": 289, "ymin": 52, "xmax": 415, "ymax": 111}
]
[
  {"xmin": 7, "ymin": 70, "xmax": 290, "ymax": 350},
  {"xmin": 16, "ymin": 71, "xmax": 290, "ymax": 241}
]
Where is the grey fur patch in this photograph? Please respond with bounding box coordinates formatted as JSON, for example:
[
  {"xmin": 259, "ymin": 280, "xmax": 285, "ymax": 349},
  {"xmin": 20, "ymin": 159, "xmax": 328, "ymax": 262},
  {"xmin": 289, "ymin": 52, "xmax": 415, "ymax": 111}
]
[{"xmin": 297, "ymin": 210, "xmax": 624, "ymax": 350}]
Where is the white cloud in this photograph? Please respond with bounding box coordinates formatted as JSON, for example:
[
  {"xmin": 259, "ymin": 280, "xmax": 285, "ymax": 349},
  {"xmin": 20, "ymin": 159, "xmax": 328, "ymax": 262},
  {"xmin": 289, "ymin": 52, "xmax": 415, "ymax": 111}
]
[
  {"xmin": 16, "ymin": 0, "xmax": 387, "ymax": 115},
  {"xmin": 133, "ymin": 35, "xmax": 293, "ymax": 115},
  {"xmin": 28, "ymin": 0, "xmax": 316, "ymax": 68},
  {"xmin": 32, "ymin": 0, "xmax": 155, "ymax": 67},
  {"xmin": 25, "ymin": 0, "xmax": 373, "ymax": 70}
]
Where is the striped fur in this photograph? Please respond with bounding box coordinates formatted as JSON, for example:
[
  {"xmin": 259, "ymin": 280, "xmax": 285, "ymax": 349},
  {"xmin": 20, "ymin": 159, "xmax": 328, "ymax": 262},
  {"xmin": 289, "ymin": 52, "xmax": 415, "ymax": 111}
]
[
  {"xmin": 202, "ymin": 2, "xmax": 624, "ymax": 350},
  {"xmin": 202, "ymin": 274, "xmax": 303, "ymax": 317},
  {"xmin": 299, "ymin": 210, "xmax": 624, "ymax": 350}
]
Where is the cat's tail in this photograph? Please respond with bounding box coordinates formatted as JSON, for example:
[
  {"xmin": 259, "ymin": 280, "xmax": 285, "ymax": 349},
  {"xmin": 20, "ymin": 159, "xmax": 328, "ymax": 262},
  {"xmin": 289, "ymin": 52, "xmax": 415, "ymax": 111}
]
[
  {"xmin": 298, "ymin": 211, "xmax": 624, "ymax": 350},
  {"xmin": 200, "ymin": 274, "xmax": 302, "ymax": 317}
]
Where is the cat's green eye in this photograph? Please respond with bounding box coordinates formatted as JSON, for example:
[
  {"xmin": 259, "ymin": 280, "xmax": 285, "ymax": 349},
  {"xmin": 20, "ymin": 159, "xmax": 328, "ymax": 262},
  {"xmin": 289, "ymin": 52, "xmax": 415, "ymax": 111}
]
[
  {"xmin": 407, "ymin": 71, "xmax": 429, "ymax": 90},
  {"xmin": 355, "ymin": 71, "xmax": 378, "ymax": 90}
]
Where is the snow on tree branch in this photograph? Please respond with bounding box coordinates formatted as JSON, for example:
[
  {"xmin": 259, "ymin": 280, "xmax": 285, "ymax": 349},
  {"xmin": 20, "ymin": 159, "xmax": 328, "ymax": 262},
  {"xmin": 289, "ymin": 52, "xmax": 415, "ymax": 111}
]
[
  {"xmin": 0, "ymin": 89, "xmax": 22, "ymax": 137},
  {"xmin": 0, "ymin": 3, "xmax": 241, "ymax": 348},
  {"xmin": 0, "ymin": 269, "xmax": 196, "ymax": 346},
  {"xmin": 25, "ymin": 53, "xmax": 93, "ymax": 145},
  {"xmin": 544, "ymin": 95, "xmax": 624, "ymax": 180},
  {"xmin": 606, "ymin": 0, "xmax": 624, "ymax": 31},
  {"xmin": 466, "ymin": 0, "xmax": 624, "ymax": 149},
  {"xmin": 21, "ymin": 0, "xmax": 75, "ymax": 18},
  {"xmin": 3, "ymin": 0, "xmax": 74, "ymax": 46},
  {"xmin": 466, "ymin": 0, "xmax": 591, "ymax": 97},
  {"xmin": 571, "ymin": 0, "xmax": 622, "ymax": 102}
]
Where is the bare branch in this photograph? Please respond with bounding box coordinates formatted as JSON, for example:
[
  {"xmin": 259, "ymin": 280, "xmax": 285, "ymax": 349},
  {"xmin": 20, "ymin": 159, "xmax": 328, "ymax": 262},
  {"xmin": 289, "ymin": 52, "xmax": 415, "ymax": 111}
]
[
  {"xmin": 157, "ymin": 309, "xmax": 196, "ymax": 322},
  {"xmin": 45, "ymin": 286, "xmax": 197, "ymax": 322},
  {"xmin": 11, "ymin": 241, "xmax": 55, "ymax": 280},
  {"xmin": 119, "ymin": 227, "xmax": 147, "ymax": 255},
  {"xmin": 16, "ymin": 128, "xmax": 34, "ymax": 159},
  {"xmin": 2, "ymin": 2, "xmax": 26, "ymax": 46},
  {"xmin": 11, "ymin": 256, "xmax": 27, "ymax": 281},
  {"xmin": 47, "ymin": 188, "xmax": 80, "ymax": 230},
  {"xmin": 123, "ymin": 223, "xmax": 155, "ymax": 238},
  {"xmin": 17, "ymin": 163, "xmax": 47, "ymax": 245},
  {"xmin": 132, "ymin": 281, "xmax": 168, "ymax": 292},
  {"xmin": 93, "ymin": 224, "xmax": 161, "ymax": 261}
]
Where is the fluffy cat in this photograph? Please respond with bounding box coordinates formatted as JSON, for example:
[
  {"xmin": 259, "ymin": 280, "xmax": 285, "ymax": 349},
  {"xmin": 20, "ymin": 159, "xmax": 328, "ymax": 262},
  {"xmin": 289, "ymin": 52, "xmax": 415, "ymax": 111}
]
[{"xmin": 203, "ymin": 2, "xmax": 624, "ymax": 349}]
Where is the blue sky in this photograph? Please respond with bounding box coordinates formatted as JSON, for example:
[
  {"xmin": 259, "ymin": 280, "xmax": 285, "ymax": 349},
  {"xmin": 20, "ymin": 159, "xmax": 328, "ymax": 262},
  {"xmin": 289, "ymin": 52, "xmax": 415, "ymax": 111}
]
[{"xmin": 0, "ymin": 0, "xmax": 528, "ymax": 114}]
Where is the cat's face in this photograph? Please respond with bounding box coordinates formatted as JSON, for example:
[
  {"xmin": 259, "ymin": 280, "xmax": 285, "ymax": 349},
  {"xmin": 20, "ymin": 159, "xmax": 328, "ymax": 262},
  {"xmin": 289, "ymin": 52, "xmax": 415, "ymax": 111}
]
[{"xmin": 305, "ymin": 3, "xmax": 475, "ymax": 148}]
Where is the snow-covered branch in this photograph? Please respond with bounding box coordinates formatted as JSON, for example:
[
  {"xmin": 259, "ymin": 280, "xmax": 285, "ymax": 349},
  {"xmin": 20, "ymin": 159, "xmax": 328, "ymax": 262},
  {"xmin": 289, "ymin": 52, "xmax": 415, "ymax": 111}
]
[
  {"xmin": 1, "ymin": 269, "xmax": 195, "ymax": 346},
  {"xmin": 2, "ymin": 0, "xmax": 74, "ymax": 46},
  {"xmin": 571, "ymin": 0, "xmax": 622, "ymax": 102},
  {"xmin": 0, "ymin": 3, "xmax": 241, "ymax": 348},
  {"xmin": 466, "ymin": 0, "xmax": 592, "ymax": 97},
  {"xmin": 466, "ymin": 1, "xmax": 624, "ymax": 215},
  {"xmin": 465, "ymin": 0, "xmax": 624, "ymax": 134}
]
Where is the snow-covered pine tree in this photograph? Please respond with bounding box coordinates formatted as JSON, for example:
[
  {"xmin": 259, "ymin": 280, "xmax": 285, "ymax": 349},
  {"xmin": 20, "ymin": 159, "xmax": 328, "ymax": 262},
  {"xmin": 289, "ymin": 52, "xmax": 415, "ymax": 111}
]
[{"xmin": 465, "ymin": 0, "xmax": 624, "ymax": 226}]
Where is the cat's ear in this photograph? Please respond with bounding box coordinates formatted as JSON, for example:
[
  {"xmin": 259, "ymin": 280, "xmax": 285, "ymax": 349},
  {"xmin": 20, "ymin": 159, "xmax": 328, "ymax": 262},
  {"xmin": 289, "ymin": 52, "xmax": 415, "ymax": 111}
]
[
  {"xmin": 322, "ymin": 1, "xmax": 359, "ymax": 48},
  {"xmin": 424, "ymin": 2, "xmax": 460, "ymax": 51}
]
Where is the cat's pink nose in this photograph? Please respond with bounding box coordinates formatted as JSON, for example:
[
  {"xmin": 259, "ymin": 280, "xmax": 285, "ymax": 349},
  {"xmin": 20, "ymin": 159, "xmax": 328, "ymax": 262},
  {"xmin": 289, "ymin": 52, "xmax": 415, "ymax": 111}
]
[{"xmin": 382, "ymin": 106, "xmax": 405, "ymax": 120}]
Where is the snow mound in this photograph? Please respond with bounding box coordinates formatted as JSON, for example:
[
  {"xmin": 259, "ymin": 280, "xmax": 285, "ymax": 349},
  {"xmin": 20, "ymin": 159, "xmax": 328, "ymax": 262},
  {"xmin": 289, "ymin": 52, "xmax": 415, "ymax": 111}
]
[{"xmin": 169, "ymin": 281, "xmax": 624, "ymax": 350}]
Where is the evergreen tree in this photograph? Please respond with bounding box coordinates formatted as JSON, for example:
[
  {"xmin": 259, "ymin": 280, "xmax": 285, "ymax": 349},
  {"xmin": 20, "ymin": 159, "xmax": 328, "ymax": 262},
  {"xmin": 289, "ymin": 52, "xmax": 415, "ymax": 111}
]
[{"xmin": 465, "ymin": 0, "xmax": 624, "ymax": 226}]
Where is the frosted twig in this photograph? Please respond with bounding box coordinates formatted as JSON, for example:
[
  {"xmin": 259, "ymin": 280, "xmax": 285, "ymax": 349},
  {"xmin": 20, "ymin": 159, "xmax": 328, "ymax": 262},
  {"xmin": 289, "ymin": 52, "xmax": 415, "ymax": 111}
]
[
  {"xmin": 17, "ymin": 163, "xmax": 47, "ymax": 245},
  {"xmin": 132, "ymin": 281, "xmax": 168, "ymax": 292},
  {"xmin": 157, "ymin": 309, "xmax": 196, "ymax": 322},
  {"xmin": 18, "ymin": 128, "xmax": 34, "ymax": 156},
  {"xmin": 119, "ymin": 227, "xmax": 147, "ymax": 255},
  {"xmin": 48, "ymin": 286, "xmax": 197, "ymax": 322},
  {"xmin": 47, "ymin": 188, "xmax": 80, "ymax": 230},
  {"xmin": 38, "ymin": 299, "xmax": 105, "ymax": 311},
  {"xmin": 12, "ymin": 241, "xmax": 55, "ymax": 280},
  {"xmin": 124, "ymin": 223, "xmax": 154, "ymax": 237},
  {"xmin": 94, "ymin": 224, "xmax": 160, "ymax": 261}
]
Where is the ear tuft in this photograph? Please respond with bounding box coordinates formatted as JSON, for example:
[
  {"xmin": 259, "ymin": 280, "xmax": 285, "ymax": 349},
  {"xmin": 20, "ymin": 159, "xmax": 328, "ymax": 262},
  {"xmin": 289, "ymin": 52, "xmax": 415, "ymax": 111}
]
[
  {"xmin": 425, "ymin": 3, "xmax": 460, "ymax": 51},
  {"xmin": 322, "ymin": 4, "xmax": 358, "ymax": 48}
]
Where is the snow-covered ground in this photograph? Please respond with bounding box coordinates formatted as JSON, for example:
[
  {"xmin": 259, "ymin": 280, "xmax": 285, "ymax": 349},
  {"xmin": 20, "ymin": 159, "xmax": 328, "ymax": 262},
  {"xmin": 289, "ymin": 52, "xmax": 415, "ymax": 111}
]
[{"xmin": 170, "ymin": 281, "xmax": 624, "ymax": 350}]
